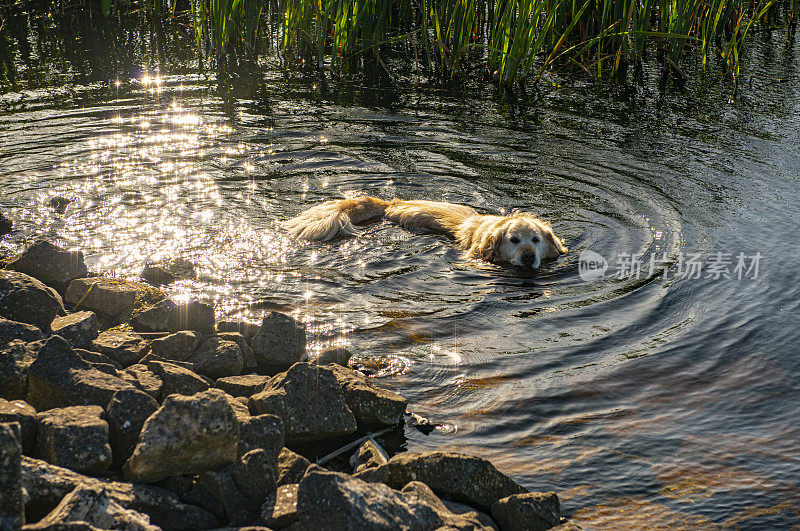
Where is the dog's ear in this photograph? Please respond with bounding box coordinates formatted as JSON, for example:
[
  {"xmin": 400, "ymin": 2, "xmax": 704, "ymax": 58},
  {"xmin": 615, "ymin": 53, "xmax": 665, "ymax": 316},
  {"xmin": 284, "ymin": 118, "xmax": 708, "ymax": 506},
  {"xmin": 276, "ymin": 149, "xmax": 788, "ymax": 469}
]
[
  {"xmin": 479, "ymin": 230, "xmax": 503, "ymax": 263},
  {"xmin": 542, "ymin": 226, "xmax": 568, "ymax": 258}
]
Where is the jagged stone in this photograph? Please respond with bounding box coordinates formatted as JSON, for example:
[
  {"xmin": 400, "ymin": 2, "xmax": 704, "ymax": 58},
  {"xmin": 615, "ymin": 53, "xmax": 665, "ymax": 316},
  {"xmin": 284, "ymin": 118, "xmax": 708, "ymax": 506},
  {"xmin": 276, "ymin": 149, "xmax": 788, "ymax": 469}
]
[
  {"xmin": 149, "ymin": 330, "xmax": 200, "ymax": 362},
  {"xmin": 0, "ymin": 422, "xmax": 23, "ymax": 530},
  {"xmin": 91, "ymin": 329, "xmax": 149, "ymax": 368},
  {"xmin": 65, "ymin": 278, "xmax": 161, "ymax": 322},
  {"xmin": 50, "ymin": 311, "xmax": 99, "ymax": 349},
  {"xmin": 216, "ymin": 374, "xmax": 271, "ymax": 398},
  {"xmin": 350, "ymin": 438, "xmax": 389, "ymax": 474},
  {"xmin": 232, "ymin": 448, "xmax": 277, "ymax": 504},
  {"xmin": 146, "ymin": 360, "xmax": 209, "ymax": 400},
  {"xmin": 132, "ymin": 300, "xmax": 215, "ymax": 335},
  {"xmin": 223, "ymin": 393, "xmax": 251, "ymax": 422},
  {"xmin": 250, "ymin": 312, "xmax": 306, "ymax": 374},
  {"xmin": 276, "ymin": 447, "xmax": 312, "ymax": 487},
  {"xmin": 490, "ymin": 491, "xmax": 561, "ymax": 531},
  {"xmin": 130, "ymin": 300, "xmax": 176, "ymax": 333},
  {"xmin": 74, "ymin": 349, "xmax": 122, "ymax": 370},
  {"xmin": 0, "ymin": 270, "xmax": 66, "ymax": 332},
  {"xmin": 0, "ymin": 339, "xmax": 36, "ymax": 400},
  {"xmin": 140, "ymin": 265, "xmax": 175, "ymax": 287},
  {"xmin": 0, "ymin": 212, "xmax": 11, "ymax": 236},
  {"xmin": 259, "ymin": 483, "xmax": 298, "ymax": 528},
  {"xmin": 316, "ymin": 347, "xmax": 352, "ymax": 367},
  {"xmin": 106, "ymin": 389, "xmax": 159, "ymax": 469},
  {"xmin": 216, "ymin": 320, "xmax": 261, "ymax": 344},
  {"xmin": 189, "ymin": 336, "xmax": 243, "ymax": 379},
  {"xmin": 0, "ymin": 399, "xmax": 37, "ymax": 454},
  {"xmin": 119, "ymin": 365, "xmax": 163, "ymax": 399},
  {"xmin": 0, "ymin": 317, "xmax": 44, "ymax": 345},
  {"xmin": 35, "ymin": 405, "xmax": 112, "ymax": 475},
  {"xmin": 6, "ymin": 240, "xmax": 88, "ymax": 291},
  {"xmin": 328, "ymin": 364, "xmax": 407, "ymax": 427},
  {"xmin": 216, "ymin": 332, "xmax": 257, "ymax": 374},
  {"xmin": 197, "ymin": 469, "xmax": 255, "ymax": 524},
  {"xmin": 238, "ymin": 414, "xmax": 284, "ymax": 463}
]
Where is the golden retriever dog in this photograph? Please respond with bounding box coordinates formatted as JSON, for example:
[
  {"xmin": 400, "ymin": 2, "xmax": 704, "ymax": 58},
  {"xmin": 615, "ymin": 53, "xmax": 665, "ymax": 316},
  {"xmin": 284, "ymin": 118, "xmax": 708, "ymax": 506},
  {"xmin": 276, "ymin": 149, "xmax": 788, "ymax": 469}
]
[{"xmin": 286, "ymin": 196, "xmax": 567, "ymax": 269}]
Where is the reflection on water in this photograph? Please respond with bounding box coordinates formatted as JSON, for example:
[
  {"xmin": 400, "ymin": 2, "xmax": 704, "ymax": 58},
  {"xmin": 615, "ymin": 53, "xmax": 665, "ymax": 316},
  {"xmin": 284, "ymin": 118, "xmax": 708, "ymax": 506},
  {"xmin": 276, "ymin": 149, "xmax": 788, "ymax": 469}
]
[{"xmin": 2, "ymin": 14, "xmax": 800, "ymax": 528}]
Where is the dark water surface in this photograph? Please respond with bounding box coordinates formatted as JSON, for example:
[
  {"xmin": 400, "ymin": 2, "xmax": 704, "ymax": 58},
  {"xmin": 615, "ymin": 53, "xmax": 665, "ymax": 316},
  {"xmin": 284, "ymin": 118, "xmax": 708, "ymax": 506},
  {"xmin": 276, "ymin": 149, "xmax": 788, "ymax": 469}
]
[{"xmin": 2, "ymin": 14, "xmax": 800, "ymax": 528}]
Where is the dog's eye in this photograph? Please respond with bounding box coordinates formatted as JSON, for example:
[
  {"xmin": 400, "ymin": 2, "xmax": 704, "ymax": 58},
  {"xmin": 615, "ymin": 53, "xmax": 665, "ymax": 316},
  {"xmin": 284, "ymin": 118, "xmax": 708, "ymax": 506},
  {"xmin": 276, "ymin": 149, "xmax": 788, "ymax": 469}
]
[
  {"xmin": 532, "ymin": 236, "xmax": 540, "ymax": 243},
  {"xmin": 510, "ymin": 236, "xmax": 520, "ymax": 244}
]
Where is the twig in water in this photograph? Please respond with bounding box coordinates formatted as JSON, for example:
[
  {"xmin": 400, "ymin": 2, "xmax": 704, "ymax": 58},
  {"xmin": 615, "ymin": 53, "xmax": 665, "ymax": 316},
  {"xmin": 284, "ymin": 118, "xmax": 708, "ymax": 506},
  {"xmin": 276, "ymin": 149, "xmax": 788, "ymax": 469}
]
[{"xmin": 316, "ymin": 426, "xmax": 394, "ymax": 466}]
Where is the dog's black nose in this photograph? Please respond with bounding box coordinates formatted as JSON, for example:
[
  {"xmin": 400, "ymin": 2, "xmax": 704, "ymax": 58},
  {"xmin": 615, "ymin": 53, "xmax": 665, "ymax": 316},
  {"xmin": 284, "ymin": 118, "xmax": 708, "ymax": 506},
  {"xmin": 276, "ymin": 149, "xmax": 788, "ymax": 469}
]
[{"xmin": 520, "ymin": 251, "xmax": 536, "ymax": 267}]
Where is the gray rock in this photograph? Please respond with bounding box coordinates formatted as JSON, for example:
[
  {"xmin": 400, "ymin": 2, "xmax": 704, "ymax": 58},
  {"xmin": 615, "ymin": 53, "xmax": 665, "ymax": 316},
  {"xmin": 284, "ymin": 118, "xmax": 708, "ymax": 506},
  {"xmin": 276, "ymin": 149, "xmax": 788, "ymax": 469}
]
[
  {"xmin": 276, "ymin": 447, "xmax": 312, "ymax": 487},
  {"xmin": 140, "ymin": 265, "xmax": 175, "ymax": 287},
  {"xmin": 26, "ymin": 336, "xmax": 138, "ymax": 411},
  {"xmin": 216, "ymin": 332, "xmax": 257, "ymax": 374},
  {"xmin": 149, "ymin": 330, "xmax": 201, "ymax": 362},
  {"xmin": 51, "ymin": 311, "xmax": 99, "ymax": 349},
  {"xmin": 0, "ymin": 339, "xmax": 35, "ymax": 400},
  {"xmin": 35, "ymin": 405, "xmax": 112, "ymax": 475},
  {"xmin": 33, "ymin": 484, "xmax": 159, "ymax": 530},
  {"xmin": 167, "ymin": 258, "xmax": 196, "ymax": 280},
  {"xmin": 157, "ymin": 474, "xmax": 227, "ymax": 522},
  {"xmin": 0, "ymin": 270, "xmax": 66, "ymax": 332},
  {"xmin": 189, "ymin": 336, "xmax": 243, "ymax": 379},
  {"xmin": 74, "ymin": 349, "xmax": 123, "ymax": 370},
  {"xmin": 250, "ymin": 312, "xmax": 306, "ymax": 374},
  {"xmin": 238, "ymin": 414, "xmax": 284, "ymax": 461},
  {"xmin": 123, "ymin": 389, "xmax": 239, "ymax": 483},
  {"xmin": 198, "ymin": 469, "xmax": 255, "ymax": 524},
  {"xmin": 490, "ymin": 492, "xmax": 561, "ymax": 531},
  {"xmin": 223, "ymin": 392, "xmax": 252, "ymax": 422},
  {"xmin": 442, "ymin": 500, "xmax": 499, "ymax": 529},
  {"xmin": 21, "ymin": 456, "xmax": 216, "ymax": 530},
  {"xmin": 106, "ymin": 389, "xmax": 159, "ymax": 469},
  {"xmin": 0, "ymin": 422, "xmax": 23, "ymax": 530},
  {"xmin": 0, "ymin": 212, "xmax": 11, "ymax": 236},
  {"xmin": 0, "ymin": 317, "xmax": 44, "ymax": 345},
  {"xmin": 6, "ymin": 240, "xmax": 88, "ymax": 291},
  {"xmin": 259, "ymin": 483, "xmax": 298, "ymax": 528},
  {"xmin": 216, "ymin": 374, "xmax": 271, "ymax": 398},
  {"xmin": 316, "ymin": 347, "xmax": 352, "ymax": 367},
  {"xmin": 146, "ymin": 360, "xmax": 209, "ymax": 399},
  {"xmin": 328, "ymin": 364, "xmax": 407, "ymax": 427},
  {"xmin": 130, "ymin": 300, "xmax": 176, "ymax": 333},
  {"xmin": 136, "ymin": 352, "xmax": 194, "ymax": 370},
  {"xmin": 350, "ymin": 438, "xmax": 389, "ymax": 474},
  {"xmin": 65, "ymin": 278, "xmax": 160, "ymax": 322},
  {"xmin": 131, "ymin": 300, "xmax": 215, "ymax": 335},
  {"xmin": 0, "ymin": 399, "xmax": 37, "ymax": 454},
  {"xmin": 91, "ymin": 329, "xmax": 149, "ymax": 368},
  {"xmin": 248, "ymin": 363, "xmax": 356, "ymax": 445},
  {"xmin": 119, "ymin": 365, "xmax": 163, "ymax": 399},
  {"xmin": 216, "ymin": 320, "xmax": 261, "ymax": 343},
  {"xmin": 354, "ymin": 451, "xmax": 528, "ymax": 512},
  {"xmin": 233, "ymin": 448, "xmax": 277, "ymax": 503}
]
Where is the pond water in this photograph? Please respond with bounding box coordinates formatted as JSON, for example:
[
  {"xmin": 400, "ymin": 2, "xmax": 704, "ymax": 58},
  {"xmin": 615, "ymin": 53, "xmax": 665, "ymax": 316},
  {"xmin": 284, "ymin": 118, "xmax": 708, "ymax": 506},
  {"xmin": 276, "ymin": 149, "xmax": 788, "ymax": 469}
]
[{"xmin": 2, "ymin": 13, "xmax": 800, "ymax": 528}]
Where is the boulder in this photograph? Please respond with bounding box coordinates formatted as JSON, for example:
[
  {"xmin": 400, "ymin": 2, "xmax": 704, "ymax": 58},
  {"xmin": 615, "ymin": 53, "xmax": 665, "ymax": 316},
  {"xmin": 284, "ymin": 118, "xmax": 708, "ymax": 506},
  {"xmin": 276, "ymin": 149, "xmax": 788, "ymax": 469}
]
[
  {"xmin": 0, "ymin": 339, "xmax": 36, "ymax": 400},
  {"xmin": 74, "ymin": 349, "xmax": 122, "ymax": 370},
  {"xmin": 0, "ymin": 270, "xmax": 66, "ymax": 331},
  {"xmin": 26, "ymin": 336, "xmax": 138, "ymax": 411},
  {"xmin": 197, "ymin": 469, "xmax": 255, "ymax": 524},
  {"xmin": 65, "ymin": 278, "xmax": 161, "ymax": 322},
  {"xmin": 296, "ymin": 469, "xmax": 493, "ymax": 530},
  {"xmin": 123, "ymin": 389, "xmax": 239, "ymax": 483},
  {"xmin": 238, "ymin": 414, "xmax": 284, "ymax": 461},
  {"xmin": 250, "ymin": 312, "xmax": 306, "ymax": 374},
  {"xmin": 21, "ymin": 456, "xmax": 216, "ymax": 530},
  {"xmin": 316, "ymin": 347, "xmax": 352, "ymax": 367},
  {"xmin": 35, "ymin": 405, "xmax": 112, "ymax": 475},
  {"xmin": 91, "ymin": 329, "xmax": 149, "ymax": 368},
  {"xmin": 132, "ymin": 300, "xmax": 215, "ymax": 335},
  {"xmin": 50, "ymin": 311, "xmax": 98, "ymax": 350},
  {"xmin": 276, "ymin": 447, "xmax": 312, "ymax": 487},
  {"xmin": 259, "ymin": 483, "xmax": 298, "ymax": 528},
  {"xmin": 216, "ymin": 374, "xmax": 271, "ymax": 398},
  {"xmin": 216, "ymin": 331, "xmax": 257, "ymax": 374},
  {"xmin": 189, "ymin": 336, "xmax": 243, "ymax": 379},
  {"xmin": 130, "ymin": 300, "xmax": 176, "ymax": 333},
  {"xmin": 149, "ymin": 330, "xmax": 200, "ymax": 362},
  {"xmin": 490, "ymin": 492, "xmax": 561, "ymax": 531},
  {"xmin": 248, "ymin": 363, "xmax": 356, "ymax": 444},
  {"xmin": 157, "ymin": 474, "xmax": 227, "ymax": 522},
  {"xmin": 33, "ymin": 484, "xmax": 159, "ymax": 531},
  {"xmin": 0, "ymin": 212, "xmax": 11, "ymax": 236},
  {"xmin": 217, "ymin": 320, "xmax": 260, "ymax": 343},
  {"xmin": 354, "ymin": 451, "xmax": 528, "ymax": 512},
  {"xmin": 167, "ymin": 258, "xmax": 196, "ymax": 280},
  {"xmin": 350, "ymin": 438, "xmax": 389, "ymax": 474},
  {"xmin": 6, "ymin": 240, "xmax": 88, "ymax": 291},
  {"xmin": 0, "ymin": 399, "xmax": 37, "ymax": 454},
  {"xmin": 0, "ymin": 317, "xmax": 44, "ymax": 345},
  {"xmin": 140, "ymin": 265, "xmax": 175, "ymax": 287},
  {"xmin": 328, "ymin": 364, "xmax": 407, "ymax": 427},
  {"xmin": 223, "ymin": 393, "xmax": 252, "ymax": 422},
  {"xmin": 119, "ymin": 364, "xmax": 163, "ymax": 399},
  {"xmin": 106, "ymin": 389, "xmax": 159, "ymax": 468},
  {"xmin": 0, "ymin": 422, "xmax": 23, "ymax": 530},
  {"xmin": 136, "ymin": 352, "xmax": 194, "ymax": 370},
  {"xmin": 146, "ymin": 360, "xmax": 209, "ymax": 399},
  {"xmin": 232, "ymin": 448, "xmax": 278, "ymax": 503}
]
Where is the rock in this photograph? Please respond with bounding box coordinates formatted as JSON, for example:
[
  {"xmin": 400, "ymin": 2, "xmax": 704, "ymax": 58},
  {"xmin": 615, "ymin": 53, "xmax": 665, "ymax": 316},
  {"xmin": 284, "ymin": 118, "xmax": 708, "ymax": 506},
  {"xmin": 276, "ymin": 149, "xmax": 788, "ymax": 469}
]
[
  {"xmin": 350, "ymin": 438, "xmax": 389, "ymax": 474},
  {"xmin": 130, "ymin": 300, "xmax": 176, "ymax": 333},
  {"xmin": 259, "ymin": 483, "xmax": 298, "ymax": 528},
  {"xmin": 0, "ymin": 339, "xmax": 35, "ymax": 400},
  {"xmin": 65, "ymin": 278, "xmax": 161, "ymax": 322},
  {"xmin": 0, "ymin": 317, "xmax": 44, "ymax": 345},
  {"xmin": 250, "ymin": 312, "xmax": 306, "ymax": 374},
  {"xmin": 490, "ymin": 492, "xmax": 561, "ymax": 531},
  {"xmin": 35, "ymin": 405, "xmax": 112, "ymax": 475},
  {"xmin": 223, "ymin": 393, "xmax": 252, "ymax": 422},
  {"xmin": 216, "ymin": 332, "xmax": 257, "ymax": 374},
  {"xmin": 189, "ymin": 336, "xmax": 243, "ymax": 379},
  {"xmin": 91, "ymin": 329, "xmax": 150, "ymax": 368},
  {"xmin": 167, "ymin": 258, "xmax": 196, "ymax": 280},
  {"xmin": 149, "ymin": 330, "xmax": 200, "ymax": 362},
  {"xmin": 136, "ymin": 352, "xmax": 194, "ymax": 370},
  {"xmin": 233, "ymin": 448, "xmax": 277, "ymax": 503},
  {"xmin": 123, "ymin": 389, "xmax": 239, "ymax": 483},
  {"xmin": 216, "ymin": 374, "xmax": 272, "ymax": 398},
  {"xmin": 157, "ymin": 474, "xmax": 226, "ymax": 522},
  {"xmin": 216, "ymin": 320, "xmax": 260, "ymax": 343},
  {"xmin": 296, "ymin": 469, "xmax": 493, "ymax": 530},
  {"xmin": 0, "ymin": 422, "xmax": 23, "ymax": 530},
  {"xmin": 277, "ymin": 447, "xmax": 312, "ymax": 487},
  {"xmin": 21, "ymin": 456, "xmax": 216, "ymax": 529},
  {"xmin": 0, "ymin": 270, "xmax": 66, "ymax": 331},
  {"xmin": 48, "ymin": 196, "xmax": 72, "ymax": 213},
  {"xmin": 146, "ymin": 360, "xmax": 209, "ymax": 399},
  {"xmin": 140, "ymin": 265, "xmax": 175, "ymax": 287},
  {"xmin": 0, "ymin": 212, "xmax": 11, "ymax": 236},
  {"xmin": 198, "ymin": 469, "xmax": 255, "ymax": 524},
  {"xmin": 51, "ymin": 311, "xmax": 99, "ymax": 349},
  {"xmin": 74, "ymin": 349, "xmax": 122, "ymax": 370},
  {"xmin": 551, "ymin": 520, "xmax": 583, "ymax": 530},
  {"xmin": 26, "ymin": 336, "xmax": 138, "ymax": 411},
  {"xmin": 6, "ymin": 240, "xmax": 88, "ymax": 292},
  {"xmin": 442, "ymin": 500, "xmax": 499, "ymax": 529},
  {"xmin": 328, "ymin": 364, "xmax": 407, "ymax": 427},
  {"xmin": 106, "ymin": 389, "xmax": 159, "ymax": 468},
  {"xmin": 0, "ymin": 399, "xmax": 37, "ymax": 454},
  {"xmin": 34, "ymin": 484, "xmax": 159, "ymax": 530},
  {"xmin": 119, "ymin": 364, "xmax": 163, "ymax": 399},
  {"xmin": 354, "ymin": 451, "xmax": 528, "ymax": 512},
  {"xmin": 248, "ymin": 363, "xmax": 356, "ymax": 444},
  {"xmin": 238, "ymin": 414, "xmax": 284, "ymax": 461},
  {"xmin": 131, "ymin": 299, "xmax": 215, "ymax": 335},
  {"xmin": 316, "ymin": 347, "xmax": 352, "ymax": 367}
]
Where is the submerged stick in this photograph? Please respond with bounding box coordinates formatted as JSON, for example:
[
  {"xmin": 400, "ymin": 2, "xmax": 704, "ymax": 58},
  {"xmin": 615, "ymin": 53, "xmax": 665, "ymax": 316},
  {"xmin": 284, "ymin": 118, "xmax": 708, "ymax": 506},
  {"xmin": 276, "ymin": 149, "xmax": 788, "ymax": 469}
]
[{"xmin": 316, "ymin": 426, "xmax": 394, "ymax": 466}]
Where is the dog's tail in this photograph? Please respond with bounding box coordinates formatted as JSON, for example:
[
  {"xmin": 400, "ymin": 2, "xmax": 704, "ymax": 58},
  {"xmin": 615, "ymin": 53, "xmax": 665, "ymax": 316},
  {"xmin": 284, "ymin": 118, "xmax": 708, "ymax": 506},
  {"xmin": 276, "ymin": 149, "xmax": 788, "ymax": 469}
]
[{"xmin": 285, "ymin": 196, "xmax": 390, "ymax": 241}]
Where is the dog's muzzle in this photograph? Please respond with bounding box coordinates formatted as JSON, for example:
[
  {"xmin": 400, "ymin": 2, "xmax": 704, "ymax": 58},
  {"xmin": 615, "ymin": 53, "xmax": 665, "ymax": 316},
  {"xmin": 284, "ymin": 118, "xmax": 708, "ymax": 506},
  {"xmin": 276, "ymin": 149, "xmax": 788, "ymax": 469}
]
[{"xmin": 520, "ymin": 250, "xmax": 537, "ymax": 268}]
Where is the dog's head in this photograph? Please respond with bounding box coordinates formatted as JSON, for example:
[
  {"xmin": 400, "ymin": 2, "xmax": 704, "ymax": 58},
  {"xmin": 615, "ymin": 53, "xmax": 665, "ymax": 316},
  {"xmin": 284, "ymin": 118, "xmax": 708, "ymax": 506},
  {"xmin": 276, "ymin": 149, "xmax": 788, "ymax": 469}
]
[{"xmin": 482, "ymin": 215, "xmax": 567, "ymax": 270}]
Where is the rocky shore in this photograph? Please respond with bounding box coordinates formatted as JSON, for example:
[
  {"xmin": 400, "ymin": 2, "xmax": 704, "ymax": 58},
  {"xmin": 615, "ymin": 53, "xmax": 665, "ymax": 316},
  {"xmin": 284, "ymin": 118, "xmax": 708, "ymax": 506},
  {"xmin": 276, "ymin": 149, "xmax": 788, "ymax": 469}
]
[{"xmin": 0, "ymin": 239, "xmax": 581, "ymax": 530}]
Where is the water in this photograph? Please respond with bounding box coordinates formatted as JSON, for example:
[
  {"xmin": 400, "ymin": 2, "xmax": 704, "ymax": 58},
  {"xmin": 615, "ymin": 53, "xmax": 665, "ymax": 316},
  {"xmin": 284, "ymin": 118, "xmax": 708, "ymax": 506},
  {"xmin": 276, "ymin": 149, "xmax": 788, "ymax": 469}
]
[{"xmin": 2, "ymin": 13, "xmax": 800, "ymax": 528}]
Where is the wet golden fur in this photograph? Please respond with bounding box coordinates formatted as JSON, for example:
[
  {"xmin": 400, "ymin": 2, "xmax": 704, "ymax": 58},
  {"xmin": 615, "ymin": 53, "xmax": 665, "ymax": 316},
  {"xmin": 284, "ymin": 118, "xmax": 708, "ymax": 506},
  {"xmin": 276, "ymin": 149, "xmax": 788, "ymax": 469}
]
[{"xmin": 285, "ymin": 196, "xmax": 567, "ymax": 269}]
